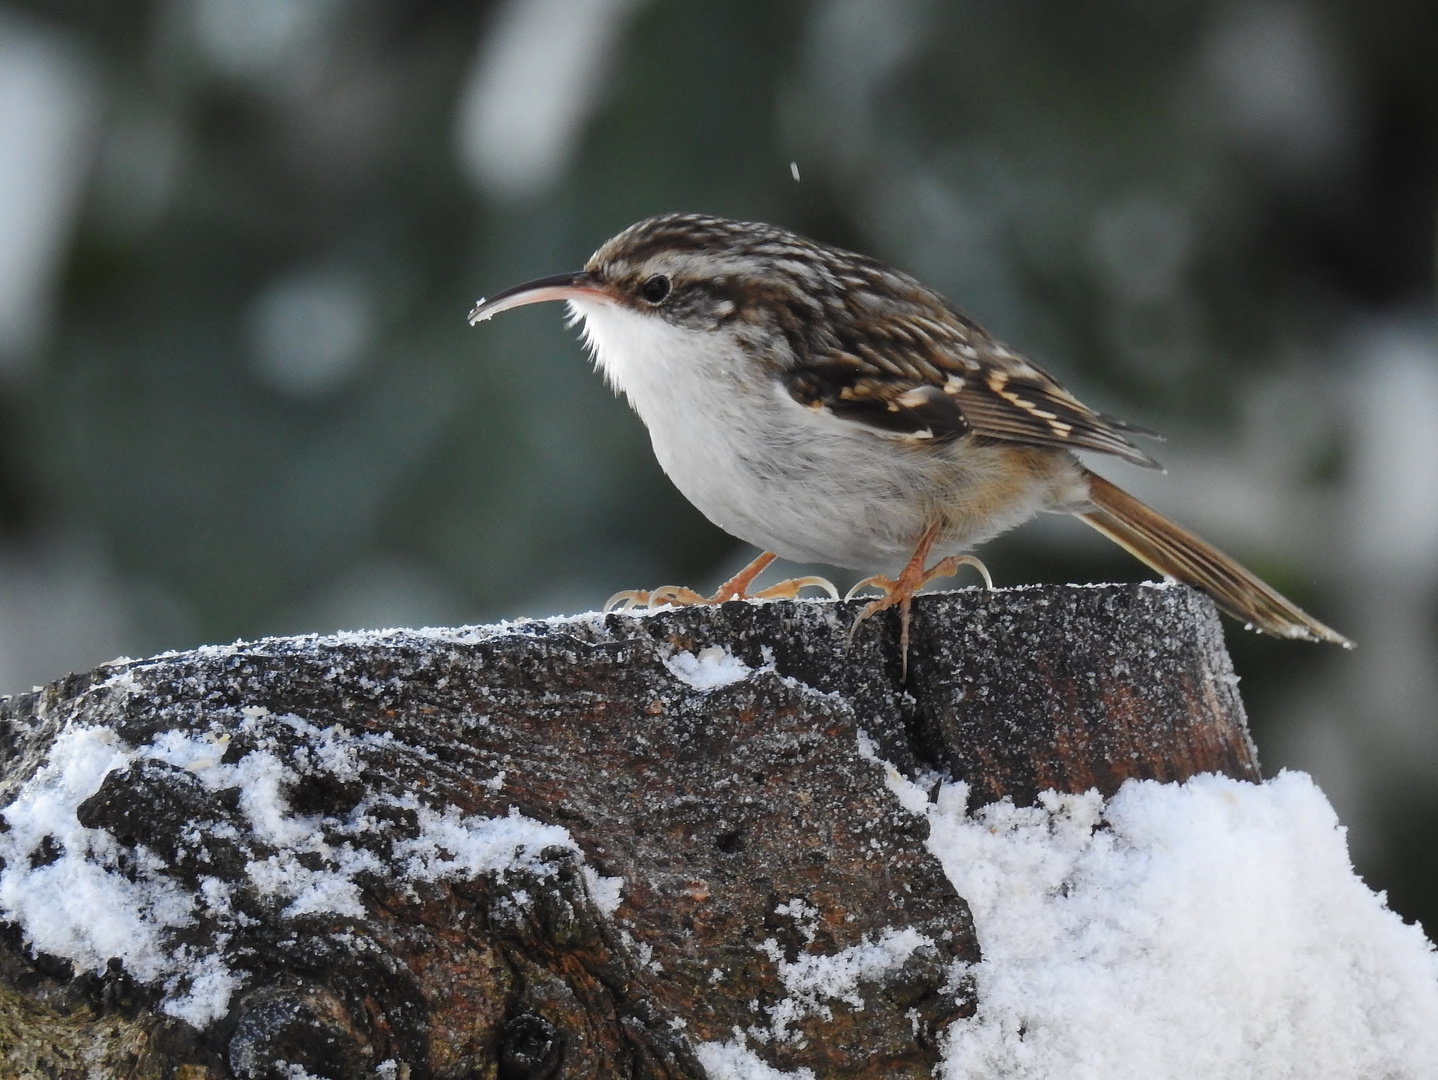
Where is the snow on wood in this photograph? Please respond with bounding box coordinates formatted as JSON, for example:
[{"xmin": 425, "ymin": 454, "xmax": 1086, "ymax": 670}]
[{"xmin": 0, "ymin": 583, "xmax": 1429, "ymax": 1079}]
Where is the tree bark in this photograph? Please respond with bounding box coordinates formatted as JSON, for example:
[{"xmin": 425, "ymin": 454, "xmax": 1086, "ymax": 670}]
[{"xmin": 0, "ymin": 582, "xmax": 1254, "ymax": 1080}]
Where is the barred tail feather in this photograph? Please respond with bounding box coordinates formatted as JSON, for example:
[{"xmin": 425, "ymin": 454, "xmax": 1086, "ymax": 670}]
[{"xmin": 1077, "ymin": 469, "xmax": 1352, "ymax": 648}]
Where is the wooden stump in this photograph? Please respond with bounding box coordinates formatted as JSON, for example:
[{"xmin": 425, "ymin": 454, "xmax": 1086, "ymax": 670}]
[{"xmin": 0, "ymin": 583, "xmax": 1254, "ymax": 1080}]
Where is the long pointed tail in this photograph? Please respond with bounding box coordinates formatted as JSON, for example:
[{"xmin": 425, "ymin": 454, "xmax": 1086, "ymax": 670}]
[{"xmin": 1077, "ymin": 468, "xmax": 1352, "ymax": 647}]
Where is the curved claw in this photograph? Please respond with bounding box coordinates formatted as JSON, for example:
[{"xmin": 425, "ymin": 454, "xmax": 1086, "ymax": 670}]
[
  {"xmin": 603, "ymin": 590, "xmax": 652, "ymax": 613},
  {"xmin": 604, "ymin": 552, "xmax": 842, "ymax": 614},
  {"xmin": 843, "ymin": 541, "xmax": 996, "ymax": 678},
  {"xmin": 844, "ymin": 575, "xmax": 888, "ymax": 602},
  {"xmin": 648, "ymin": 585, "xmax": 709, "ymax": 606},
  {"xmin": 953, "ymin": 554, "xmax": 994, "ymax": 590},
  {"xmin": 748, "ymin": 575, "xmax": 841, "ymax": 602},
  {"xmin": 603, "ymin": 585, "xmax": 711, "ymax": 612},
  {"xmin": 845, "ymin": 555, "xmax": 993, "ymax": 602}
]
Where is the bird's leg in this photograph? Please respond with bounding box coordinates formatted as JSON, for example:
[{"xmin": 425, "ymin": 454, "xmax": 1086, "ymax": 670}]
[
  {"xmin": 846, "ymin": 522, "xmax": 994, "ymax": 676},
  {"xmin": 604, "ymin": 551, "xmax": 840, "ymax": 612},
  {"xmin": 709, "ymin": 550, "xmax": 780, "ymax": 601}
]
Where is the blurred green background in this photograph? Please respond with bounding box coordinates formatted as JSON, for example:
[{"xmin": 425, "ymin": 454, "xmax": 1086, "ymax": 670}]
[{"xmin": 1, "ymin": 0, "xmax": 1435, "ymax": 934}]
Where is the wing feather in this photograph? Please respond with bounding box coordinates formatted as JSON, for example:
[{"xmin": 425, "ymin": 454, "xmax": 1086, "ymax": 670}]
[{"xmin": 780, "ymin": 298, "xmax": 1161, "ymax": 468}]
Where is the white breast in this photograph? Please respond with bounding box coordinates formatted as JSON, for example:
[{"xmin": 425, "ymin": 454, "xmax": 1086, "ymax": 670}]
[{"xmin": 568, "ymin": 298, "xmax": 1066, "ymax": 572}]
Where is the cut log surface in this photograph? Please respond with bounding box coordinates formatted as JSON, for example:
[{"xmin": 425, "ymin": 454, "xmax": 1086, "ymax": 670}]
[{"xmin": 0, "ymin": 582, "xmax": 1255, "ymax": 1080}]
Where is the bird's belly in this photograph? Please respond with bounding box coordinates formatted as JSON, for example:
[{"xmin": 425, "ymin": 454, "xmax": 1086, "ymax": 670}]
[
  {"xmin": 659, "ymin": 432, "xmax": 924, "ymax": 569},
  {"xmin": 646, "ymin": 391, "xmax": 1067, "ymax": 573}
]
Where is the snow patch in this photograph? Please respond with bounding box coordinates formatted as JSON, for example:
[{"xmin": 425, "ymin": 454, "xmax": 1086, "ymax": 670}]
[
  {"xmin": 665, "ymin": 645, "xmax": 752, "ymax": 690},
  {"xmin": 0, "ymin": 726, "xmax": 188, "ymax": 984},
  {"xmin": 696, "ymin": 1038, "xmax": 816, "ymax": 1079},
  {"xmin": 0, "ymin": 714, "xmax": 609, "ymax": 1031},
  {"xmin": 162, "ymin": 949, "xmax": 242, "ymax": 1028},
  {"xmin": 904, "ymin": 770, "xmax": 1438, "ymax": 1080},
  {"xmin": 753, "ymin": 925, "xmax": 935, "ymax": 1043},
  {"xmin": 393, "ymin": 803, "xmax": 574, "ymax": 883}
]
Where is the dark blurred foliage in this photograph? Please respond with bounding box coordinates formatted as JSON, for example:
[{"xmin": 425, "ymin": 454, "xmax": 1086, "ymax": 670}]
[{"xmin": 0, "ymin": 0, "xmax": 1435, "ymax": 932}]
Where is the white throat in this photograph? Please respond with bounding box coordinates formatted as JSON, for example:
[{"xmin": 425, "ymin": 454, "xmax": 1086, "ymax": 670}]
[
  {"xmin": 568, "ymin": 298, "xmax": 748, "ymax": 425},
  {"xmin": 566, "ymin": 296, "xmax": 817, "ymax": 551}
]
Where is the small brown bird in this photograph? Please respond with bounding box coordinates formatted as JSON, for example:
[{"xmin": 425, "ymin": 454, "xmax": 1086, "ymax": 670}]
[{"xmin": 469, "ymin": 213, "xmax": 1351, "ymax": 654}]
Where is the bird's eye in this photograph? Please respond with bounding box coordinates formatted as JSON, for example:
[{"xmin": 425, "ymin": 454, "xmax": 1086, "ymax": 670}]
[{"xmin": 640, "ymin": 274, "xmax": 671, "ymax": 304}]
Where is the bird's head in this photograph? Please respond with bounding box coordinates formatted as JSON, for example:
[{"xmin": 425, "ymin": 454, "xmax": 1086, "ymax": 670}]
[{"xmin": 467, "ymin": 212, "xmax": 857, "ymax": 337}]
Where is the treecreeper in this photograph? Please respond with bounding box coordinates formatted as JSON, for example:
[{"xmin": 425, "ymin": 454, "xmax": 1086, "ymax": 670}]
[{"xmin": 469, "ymin": 212, "xmax": 1350, "ymax": 656}]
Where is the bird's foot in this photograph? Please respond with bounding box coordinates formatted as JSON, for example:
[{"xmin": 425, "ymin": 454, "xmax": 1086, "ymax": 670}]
[
  {"xmin": 603, "ymin": 551, "xmax": 840, "ymax": 613},
  {"xmin": 846, "ymin": 548, "xmax": 993, "ymax": 677}
]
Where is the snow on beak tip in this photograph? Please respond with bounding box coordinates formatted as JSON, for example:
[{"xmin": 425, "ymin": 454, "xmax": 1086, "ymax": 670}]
[{"xmin": 467, "ymin": 272, "xmax": 608, "ymax": 326}]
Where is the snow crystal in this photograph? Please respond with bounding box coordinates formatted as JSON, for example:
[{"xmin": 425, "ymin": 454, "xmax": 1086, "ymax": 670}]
[
  {"xmin": 229, "ymin": 750, "xmax": 318, "ymax": 849},
  {"xmin": 392, "ymin": 803, "xmax": 575, "ymax": 883},
  {"xmin": 696, "ymin": 1038, "xmax": 816, "ymax": 1080},
  {"xmin": 758, "ymin": 925, "xmax": 936, "ymax": 1042},
  {"xmin": 162, "ymin": 950, "xmax": 241, "ymax": 1028},
  {"xmin": 582, "ymin": 865, "xmax": 625, "ymax": 915},
  {"xmin": 774, "ymin": 897, "xmax": 821, "ymax": 944},
  {"xmin": 901, "ymin": 770, "xmax": 1438, "ymax": 1080},
  {"xmin": 245, "ymin": 845, "xmax": 380, "ymax": 919},
  {"xmin": 775, "ymin": 926, "xmax": 933, "ymax": 1009},
  {"xmin": 665, "ymin": 645, "xmax": 752, "ymax": 690}
]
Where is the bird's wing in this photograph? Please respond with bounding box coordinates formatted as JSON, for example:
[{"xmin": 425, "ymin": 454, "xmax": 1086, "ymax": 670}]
[{"xmin": 780, "ymin": 303, "xmax": 1161, "ymax": 469}]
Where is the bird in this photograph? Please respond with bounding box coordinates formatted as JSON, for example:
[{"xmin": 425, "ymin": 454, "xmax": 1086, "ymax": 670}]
[{"xmin": 468, "ymin": 212, "xmax": 1352, "ymax": 659}]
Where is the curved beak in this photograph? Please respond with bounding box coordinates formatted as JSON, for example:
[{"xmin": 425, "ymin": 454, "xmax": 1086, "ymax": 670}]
[{"xmin": 467, "ymin": 271, "xmax": 610, "ymax": 326}]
